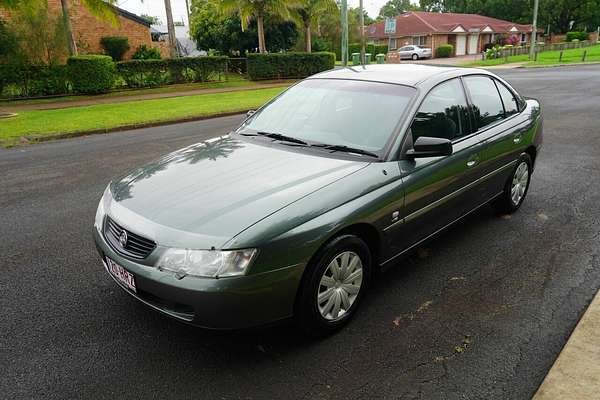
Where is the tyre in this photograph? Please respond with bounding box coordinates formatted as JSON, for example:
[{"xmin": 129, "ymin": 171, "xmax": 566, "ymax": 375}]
[
  {"xmin": 412, "ymin": 54, "xmax": 419, "ymax": 60},
  {"xmin": 493, "ymin": 153, "xmax": 532, "ymax": 214},
  {"xmin": 294, "ymin": 235, "xmax": 372, "ymax": 336}
]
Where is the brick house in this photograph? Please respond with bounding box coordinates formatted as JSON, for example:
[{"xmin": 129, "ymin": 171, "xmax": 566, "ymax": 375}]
[
  {"xmin": 0, "ymin": 0, "xmax": 154, "ymax": 60},
  {"xmin": 367, "ymin": 11, "xmax": 537, "ymax": 57}
]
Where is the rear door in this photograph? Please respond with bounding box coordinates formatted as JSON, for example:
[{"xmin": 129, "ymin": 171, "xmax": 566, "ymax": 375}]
[
  {"xmin": 462, "ymin": 75, "xmax": 527, "ymax": 200},
  {"xmin": 386, "ymin": 78, "xmax": 488, "ymax": 255}
]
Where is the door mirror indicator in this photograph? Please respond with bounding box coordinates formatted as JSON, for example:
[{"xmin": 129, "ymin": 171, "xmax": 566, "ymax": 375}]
[{"xmin": 405, "ymin": 136, "xmax": 453, "ymax": 159}]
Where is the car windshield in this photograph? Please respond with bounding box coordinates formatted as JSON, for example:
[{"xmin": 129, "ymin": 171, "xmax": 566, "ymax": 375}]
[{"xmin": 239, "ymin": 79, "xmax": 416, "ymax": 156}]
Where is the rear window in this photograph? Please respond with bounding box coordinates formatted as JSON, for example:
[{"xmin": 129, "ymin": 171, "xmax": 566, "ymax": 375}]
[
  {"xmin": 464, "ymin": 76, "xmax": 505, "ymax": 130},
  {"xmin": 495, "ymin": 81, "xmax": 519, "ymax": 116}
]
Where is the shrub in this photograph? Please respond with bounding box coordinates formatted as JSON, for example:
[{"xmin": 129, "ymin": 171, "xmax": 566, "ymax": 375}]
[
  {"xmin": 227, "ymin": 57, "xmax": 247, "ymax": 75},
  {"xmin": 0, "ymin": 64, "xmax": 69, "ymax": 97},
  {"xmin": 483, "ymin": 42, "xmax": 496, "ymax": 52},
  {"xmin": 68, "ymin": 55, "xmax": 115, "ymax": 94},
  {"xmin": 116, "ymin": 56, "xmax": 228, "ymax": 88},
  {"xmin": 246, "ymin": 52, "xmax": 335, "ymax": 81},
  {"xmin": 116, "ymin": 59, "xmax": 169, "ymax": 88},
  {"xmin": 132, "ymin": 44, "xmax": 162, "ymax": 60},
  {"xmin": 566, "ymin": 31, "xmax": 589, "ymax": 42},
  {"xmin": 436, "ymin": 44, "xmax": 453, "ymax": 58},
  {"xmin": 101, "ymin": 36, "xmax": 130, "ymax": 61}
]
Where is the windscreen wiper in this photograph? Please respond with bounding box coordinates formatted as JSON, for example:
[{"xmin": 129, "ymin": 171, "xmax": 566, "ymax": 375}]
[
  {"xmin": 240, "ymin": 131, "xmax": 308, "ymax": 146},
  {"xmin": 311, "ymin": 144, "xmax": 379, "ymax": 158}
]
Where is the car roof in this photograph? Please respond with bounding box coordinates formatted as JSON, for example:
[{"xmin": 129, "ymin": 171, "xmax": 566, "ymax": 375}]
[{"xmin": 310, "ymin": 64, "xmax": 489, "ymax": 87}]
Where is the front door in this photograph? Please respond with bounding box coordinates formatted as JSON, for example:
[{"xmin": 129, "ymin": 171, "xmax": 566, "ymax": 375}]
[
  {"xmin": 468, "ymin": 34, "xmax": 479, "ymax": 54},
  {"xmin": 456, "ymin": 35, "xmax": 467, "ymax": 55},
  {"xmin": 384, "ymin": 78, "xmax": 487, "ymax": 257}
]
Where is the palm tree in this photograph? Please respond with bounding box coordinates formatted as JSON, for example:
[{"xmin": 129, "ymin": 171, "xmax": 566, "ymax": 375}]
[
  {"xmin": 214, "ymin": 0, "xmax": 300, "ymax": 53},
  {"xmin": 294, "ymin": 0, "xmax": 337, "ymax": 52}
]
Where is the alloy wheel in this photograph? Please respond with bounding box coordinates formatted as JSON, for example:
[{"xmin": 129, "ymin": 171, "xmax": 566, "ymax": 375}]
[
  {"xmin": 317, "ymin": 251, "xmax": 364, "ymax": 321},
  {"xmin": 511, "ymin": 161, "xmax": 529, "ymax": 206}
]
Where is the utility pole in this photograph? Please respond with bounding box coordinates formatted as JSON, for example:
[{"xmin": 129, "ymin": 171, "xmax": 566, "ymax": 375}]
[
  {"xmin": 529, "ymin": 0, "xmax": 539, "ymax": 60},
  {"xmin": 164, "ymin": 0, "xmax": 178, "ymax": 58},
  {"xmin": 359, "ymin": 0, "xmax": 365, "ymax": 66},
  {"xmin": 341, "ymin": 0, "xmax": 348, "ymax": 66},
  {"xmin": 185, "ymin": 0, "xmax": 191, "ymax": 34}
]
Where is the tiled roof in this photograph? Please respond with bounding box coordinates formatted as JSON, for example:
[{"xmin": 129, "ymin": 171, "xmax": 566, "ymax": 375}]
[{"xmin": 367, "ymin": 11, "xmax": 534, "ymax": 39}]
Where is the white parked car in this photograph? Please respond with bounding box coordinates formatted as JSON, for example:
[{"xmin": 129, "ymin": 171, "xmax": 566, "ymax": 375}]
[{"xmin": 398, "ymin": 45, "xmax": 433, "ymax": 60}]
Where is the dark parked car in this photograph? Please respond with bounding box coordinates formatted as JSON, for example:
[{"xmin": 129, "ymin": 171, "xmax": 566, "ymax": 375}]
[{"xmin": 94, "ymin": 65, "xmax": 543, "ymax": 335}]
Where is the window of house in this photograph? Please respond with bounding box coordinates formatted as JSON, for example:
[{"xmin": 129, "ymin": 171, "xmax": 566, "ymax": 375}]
[
  {"xmin": 463, "ymin": 76, "xmax": 505, "ymax": 130},
  {"xmin": 410, "ymin": 79, "xmax": 471, "ymax": 143},
  {"xmin": 412, "ymin": 36, "xmax": 426, "ymax": 46},
  {"xmin": 521, "ymin": 33, "xmax": 527, "ymax": 44},
  {"xmin": 390, "ymin": 38, "xmax": 397, "ymax": 49},
  {"xmin": 495, "ymin": 81, "xmax": 519, "ymax": 116}
]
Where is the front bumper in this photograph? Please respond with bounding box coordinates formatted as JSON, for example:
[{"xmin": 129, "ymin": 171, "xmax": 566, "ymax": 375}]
[{"xmin": 93, "ymin": 228, "xmax": 306, "ymax": 329}]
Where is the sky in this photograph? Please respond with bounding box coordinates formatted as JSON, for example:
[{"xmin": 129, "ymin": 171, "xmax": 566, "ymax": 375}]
[{"xmin": 116, "ymin": 0, "xmax": 396, "ymax": 27}]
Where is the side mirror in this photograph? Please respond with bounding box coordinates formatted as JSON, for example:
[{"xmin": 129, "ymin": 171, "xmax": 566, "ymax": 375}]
[
  {"xmin": 246, "ymin": 110, "xmax": 256, "ymax": 118},
  {"xmin": 405, "ymin": 136, "xmax": 453, "ymax": 158}
]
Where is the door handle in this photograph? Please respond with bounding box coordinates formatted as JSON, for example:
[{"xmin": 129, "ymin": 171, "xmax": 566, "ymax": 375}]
[
  {"xmin": 513, "ymin": 134, "xmax": 523, "ymax": 144},
  {"xmin": 467, "ymin": 155, "xmax": 479, "ymax": 168}
]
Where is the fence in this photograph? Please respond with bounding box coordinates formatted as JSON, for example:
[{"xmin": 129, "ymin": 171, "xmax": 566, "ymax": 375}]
[{"xmin": 485, "ymin": 40, "xmax": 597, "ymax": 60}]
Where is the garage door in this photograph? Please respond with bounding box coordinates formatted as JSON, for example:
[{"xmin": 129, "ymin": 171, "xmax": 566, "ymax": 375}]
[
  {"xmin": 468, "ymin": 34, "xmax": 479, "ymax": 54},
  {"xmin": 456, "ymin": 35, "xmax": 467, "ymax": 56}
]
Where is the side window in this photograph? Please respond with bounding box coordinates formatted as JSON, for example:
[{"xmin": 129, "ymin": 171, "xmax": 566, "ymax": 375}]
[
  {"xmin": 464, "ymin": 76, "xmax": 505, "ymax": 130},
  {"xmin": 411, "ymin": 79, "xmax": 471, "ymax": 143},
  {"xmin": 495, "ymin": 81, "xmax": 519, "ymax": 116}
]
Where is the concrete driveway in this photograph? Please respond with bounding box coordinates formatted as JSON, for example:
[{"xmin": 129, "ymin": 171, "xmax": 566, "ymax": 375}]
[
  {"xmin": 406, "ymin": 53, "xmax": 483, "ymax": 66},
  {"xmin": 1, "ymin": 65, "xmax": 600, "ymax": 399}
]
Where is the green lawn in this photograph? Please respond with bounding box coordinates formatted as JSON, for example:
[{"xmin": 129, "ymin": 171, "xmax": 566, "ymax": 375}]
[
  {"xmin": 0, "ymin": 74, "xmax": 293, "ymax": 108},
  {"xmin": 0, "ymin": 86, "xmax": 286, "ymax": 147},
  {"xmin": 465, "ymin": 44, "xmax": 600, "ymax": 67}
]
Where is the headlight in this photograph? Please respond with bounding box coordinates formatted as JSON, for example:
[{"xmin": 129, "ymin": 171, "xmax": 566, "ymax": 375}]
[
  {"xmin": 157, "ymin": 248, "xmax": 257, "ymax": 278},
  {"xmin": 94, "ymin": 185, "xmax": 111, "ymax": 230}
]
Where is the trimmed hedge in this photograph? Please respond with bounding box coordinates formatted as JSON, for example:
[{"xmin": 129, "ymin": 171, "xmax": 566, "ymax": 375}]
[
  {"xmin": 68, "ymin": 55, "xmax": 115, "ymax": 94},
  {"xmin": 116, "ymin": 56, "xmax": 228, "ymax": 88},
  {"xmin": 246, "ymin": 52, "xmax": 335, "ymax": 80},
  {"xmin": 0, "ymin": 64, "xmax": 69, "ymax": 97},
  {"xmin": 101, "ymin": 36, "xmax": 130, "ymax": 61},
  {"xmin": 436, "ymin": 44, "xmax": 454, "ymax": 58},
  {"xmin": 566, "ymin": 31, "xmax": 589, "ymax": 42}
]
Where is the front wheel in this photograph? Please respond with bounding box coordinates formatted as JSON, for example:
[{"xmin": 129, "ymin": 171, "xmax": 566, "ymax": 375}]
[
  {"xmin": 412, "ymin": 54, "xmax": 419, "ymax": 60},
  {"xmin": 493, "ymin": 154, "xmax": 532, "ymax": 214},
  {"xmin": 294, "ymin": 235, "xmax": 371, "ymax": 336}
]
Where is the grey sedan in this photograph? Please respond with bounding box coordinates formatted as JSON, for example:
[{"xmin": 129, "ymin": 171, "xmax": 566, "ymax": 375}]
[{"xmin": 399, "ymin": 45, "xmax": 433, "ymax": 60}]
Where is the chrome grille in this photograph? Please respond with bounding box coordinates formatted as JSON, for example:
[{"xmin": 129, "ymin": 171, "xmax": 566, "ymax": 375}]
[{"xmin": 104, "ymin": 217, "xmax": 156, "ymax": 259}]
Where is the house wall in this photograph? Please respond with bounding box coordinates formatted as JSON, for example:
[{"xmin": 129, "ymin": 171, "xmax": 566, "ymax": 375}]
[
  {"xmin": 60, "ymin": 0, "xmax": 152, "ymax": 59},
  {"xmin": 432, "ymin": 34, "xmax": 448, "ymax": 55},
  {"xmin": 1, "ymin": 0, "xmax": 153, "ymax": 60}
]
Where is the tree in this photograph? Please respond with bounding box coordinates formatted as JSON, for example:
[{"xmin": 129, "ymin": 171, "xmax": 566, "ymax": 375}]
[
  {"xmin": 140, "ymin": 14, "xmax": 161, "ymax": 25},
  {"xmin": 212, "ymin": 0, "xmax": 301, "ymax": 53},
  {"xmin": 378, "ymin": 0, "xmax": 420, "ymax": 19},
  {"xmin": 191, "ymin": 0, "xmax": 298, "ymax": 55},
  {"xmin": 10, "ymin": 2, "xmax": 69, "ymax": 65},
  {"xmin": 164, "ymin": 0, "xmax": 177, "ymax": 57},
  {"xmin": 293, "ymin": 0, "xmax": 338, "ymax": 52}
]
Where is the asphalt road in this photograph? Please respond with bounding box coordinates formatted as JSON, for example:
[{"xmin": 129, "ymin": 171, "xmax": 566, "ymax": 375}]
[{"xmin": 2, "ymin": 65, "xmax": 600, "ymax": 400}]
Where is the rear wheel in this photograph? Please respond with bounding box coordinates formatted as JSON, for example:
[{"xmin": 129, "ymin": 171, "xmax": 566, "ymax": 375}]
[
  {"xmin": 294, "ymin": 235, "xmax": 371, "ymax": 336},
  {"xmin": 493, "ymin": 154, "xmax": 532, "ymax": 214},
  {"xmin": 412, "ymin": 54, "xmax": 419, "ymax": 60}
]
